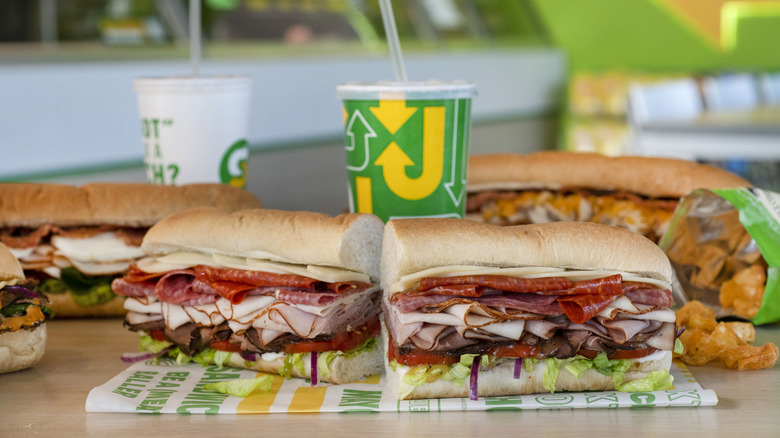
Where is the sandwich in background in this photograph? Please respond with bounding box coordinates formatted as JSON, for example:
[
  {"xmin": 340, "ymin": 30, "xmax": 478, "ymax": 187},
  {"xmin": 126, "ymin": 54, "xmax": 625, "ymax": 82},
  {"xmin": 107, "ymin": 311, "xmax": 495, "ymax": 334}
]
[
  {"xmin": 381, "ymin": 218, "xmax": 679, "ymax": 400},
  {"xmin": 0, "ymin": 242, "xmax": 53, "ymax": 374},
  {"xmin": 0, "ymin": 183, "xmax": 262, "ymax": 318},
  {"xmin": 113, "ymin": 207, "xmax": 385, "ymax": 385},
  {"xmin": 466, "ymin": 151, "xmax": 751, "ymax": 243}
]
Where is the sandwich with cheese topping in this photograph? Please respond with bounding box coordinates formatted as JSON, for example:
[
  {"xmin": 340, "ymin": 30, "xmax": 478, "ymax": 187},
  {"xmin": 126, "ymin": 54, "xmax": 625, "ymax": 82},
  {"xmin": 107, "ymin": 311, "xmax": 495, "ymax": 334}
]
[
  {"xmin": 467, "ymin": 152, "xmax": 750, "ymax": 243},
  {"xmin": 113, "ymin": 207, "xmax": 385, "ymax": 385},
  {"xmin": 381, "ymin": 218, "xmax": 680, "ymax": 400},
  {"xmin": 0, "ymin": 242, "xmax": 53, "ymax": 374},
  {"xmin": 0, "ymin": 183, "xmax": 263, "ymax": 317}
]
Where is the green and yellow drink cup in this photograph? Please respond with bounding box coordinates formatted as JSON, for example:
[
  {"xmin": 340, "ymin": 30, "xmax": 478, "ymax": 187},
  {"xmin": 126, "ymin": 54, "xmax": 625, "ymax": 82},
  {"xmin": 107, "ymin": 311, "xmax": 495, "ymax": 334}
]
[{"xmin": 337, "ymin": 81, "xmax": 476, "ymax": 222}]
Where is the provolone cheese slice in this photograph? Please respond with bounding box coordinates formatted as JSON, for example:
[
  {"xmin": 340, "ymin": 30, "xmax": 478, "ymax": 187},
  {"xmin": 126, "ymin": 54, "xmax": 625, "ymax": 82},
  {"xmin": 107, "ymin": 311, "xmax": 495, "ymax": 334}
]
[
  {"xmin": 391, "ymin": 266, "xmax": 671, "ymax": 294},
  {"xmin": 8, "ymin": 247, "xmax": 34, "ymax": 259},
  {"xmin": 69, "ymin": 258, "xmax": 131, "ymax": 276},
  {"xmin": 140, "ymin": 252, "xmax": 369, "ymax": 284},
  {"xmin": 392, "ymin": 265, "xmax": 565, "ymax": 293},
  {"xmin": 52, "ymin": 232, "xmax": 145, "ymax": 263}
]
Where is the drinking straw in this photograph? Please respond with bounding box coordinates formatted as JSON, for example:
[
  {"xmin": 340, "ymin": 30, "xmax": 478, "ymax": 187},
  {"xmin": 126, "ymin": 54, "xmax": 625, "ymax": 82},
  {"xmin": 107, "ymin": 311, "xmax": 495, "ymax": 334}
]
[
  {"xmin": 378, "ymin": 0, "xmax": 408, "ymax": 82},
  {"xmin": 190, "ymin": 0, "xmax": 201, "ymax": 76}
]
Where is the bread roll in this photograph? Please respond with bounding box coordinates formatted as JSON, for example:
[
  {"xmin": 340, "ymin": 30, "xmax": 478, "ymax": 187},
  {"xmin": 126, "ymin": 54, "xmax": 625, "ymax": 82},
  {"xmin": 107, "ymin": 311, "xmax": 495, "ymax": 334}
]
[
  {"xmin": 143, "ymin": 207, "xmax": 385, "ymax": 281},
  {"xmin": 0, "ymin": 324, "xmax": 47, "ymax": 374},
  {"xmin": 381, "ymin": 219, "xmax": 672, "ymax": 294},
  {"xmin": 468, "ymin": 151, "xmax": 751, "ymax": 197},
  {"xmin": 0, "ymin": 182, "xmax": 263, "ymax": 227}
]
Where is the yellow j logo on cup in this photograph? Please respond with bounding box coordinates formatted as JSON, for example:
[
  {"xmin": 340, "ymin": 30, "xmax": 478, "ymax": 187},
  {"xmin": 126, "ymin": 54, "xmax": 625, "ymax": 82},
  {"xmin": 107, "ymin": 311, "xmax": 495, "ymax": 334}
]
[{"xmin": 338, "ymin": 82, "xmax": 476, "ymax": 222}]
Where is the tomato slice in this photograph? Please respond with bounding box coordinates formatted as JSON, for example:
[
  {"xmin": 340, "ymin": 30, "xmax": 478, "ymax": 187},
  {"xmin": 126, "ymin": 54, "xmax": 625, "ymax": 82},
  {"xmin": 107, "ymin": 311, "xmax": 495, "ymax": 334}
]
[
  {"xmin": 149, "ymin": 329, "xmax": 167, "ymax": 342},
  {"xmin": 394, "ymin": 351, "xmax": 459, "ymax": 366},
  {"xmin": 209, "ymin": 340, "xmax": 243, "ymax": 353},
  {"xmin": 284, "ymin": 317, "xmax": 381, "ymax": 354},
  {"xmin": 285, "ymin": 340, "xmax": 334, "ymax": 354}
]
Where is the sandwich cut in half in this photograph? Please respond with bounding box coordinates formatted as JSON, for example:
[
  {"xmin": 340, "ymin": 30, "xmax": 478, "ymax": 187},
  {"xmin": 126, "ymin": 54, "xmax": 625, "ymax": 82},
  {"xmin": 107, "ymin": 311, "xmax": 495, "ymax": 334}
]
[
  {"xmin": 0, "ymin": 183, "xmax": 262, "ymax": 317},
  {"xmin": 0, "ymin": 242, "xmax": 53, "ymax": 374},
  {"xmin": 381, "ymin": 218, "xmax": 680, "ymax": 400},
  {"xmin": 113, "ymin": 207, "xmax": 385, "ymax": 385},
  {"xmin": 467, "ymin": 151, "xmax": 751, "ymax": 243}
]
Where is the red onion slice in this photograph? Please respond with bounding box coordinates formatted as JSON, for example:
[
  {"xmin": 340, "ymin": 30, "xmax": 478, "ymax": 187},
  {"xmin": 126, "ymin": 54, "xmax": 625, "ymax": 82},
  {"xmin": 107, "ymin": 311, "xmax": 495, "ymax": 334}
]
[
  {"xmin": 4, "ymin": 285, "xmax": 38, "ymax": 299},
  {"xmin": 469, "ymin": 358, "xmax": 479, "ymax": 401},
  {"xmin": 513, "ymin": 358, "xmax": 523, "ymax": 379},
  {"xmin": 310, "ymin": 351, "xmax": 318, "ymax": 386},
  {"xmin": 121, "ymin": 346, "xmax": 173, "ymax": 363},
  {"xmin": 240, "ymin": 352, "xmax": 258, "ymax": 362}
]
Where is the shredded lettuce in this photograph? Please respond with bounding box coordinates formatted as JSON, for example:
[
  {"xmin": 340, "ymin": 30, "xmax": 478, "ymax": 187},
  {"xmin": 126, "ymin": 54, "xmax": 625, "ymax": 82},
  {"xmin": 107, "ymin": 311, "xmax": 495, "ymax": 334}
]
[
  {"xmin": 192, "ymin": 348, "xmax": 217, "ymax": 366},
  {"xmin": 674, "ymin": 338, "xmax": 685, "ymax": 355},
  {"xmin": 543, "ymin": 358, "xmax": 562, "ymax": 393},
  {"xmin": 441, "ymin": 354, "xmax": 482, "ymax": 387},
  {"xmin": 390, "ymin": 350, "xmax": 669, "ymax": 395},
  {"xmin": 60, "ymin": 267, "xmax": 116, "ymax": 306},
  {"xmin": 139, "ymin": 334, "xmax": 173, "ymax": 354},
  {"xmin": 564, "ymin": 357, "xmax": 594, "ymax": 379},
  {"xmin": 214, "ymin": 350, "xmax": 233, "ymax": 367},
  {"xmin": 204, "ymin": 376, "xmax": 273, "ymax": 397},
  {"xmin": 279, "ymin": 353, "xmax": 306, "ymax": 379},
  {"xmin": 591, "ymin": 352, "xmax": 632, "ymax": 386},
  {"xmin": 38, "ymin": 278, "xmax": 68, "ymax": 295},
  {"xmin": 617, "ymin": 370, "xmax": 674, "ymax": 392}
]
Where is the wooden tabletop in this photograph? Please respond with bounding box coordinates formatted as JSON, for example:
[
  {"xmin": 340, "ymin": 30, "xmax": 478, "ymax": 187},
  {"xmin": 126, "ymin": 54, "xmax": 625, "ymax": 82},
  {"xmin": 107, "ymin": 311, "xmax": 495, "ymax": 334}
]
[{"xmin": 3, "ymin": 319, "xmax": 780, "ymax": 437}]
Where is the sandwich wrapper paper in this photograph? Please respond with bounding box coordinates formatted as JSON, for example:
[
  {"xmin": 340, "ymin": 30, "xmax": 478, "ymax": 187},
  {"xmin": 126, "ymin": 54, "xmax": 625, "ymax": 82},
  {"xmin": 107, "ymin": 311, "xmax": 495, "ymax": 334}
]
[{"xmin": 86, "ymin": 358, "xmax": 716, "ymax": 413}]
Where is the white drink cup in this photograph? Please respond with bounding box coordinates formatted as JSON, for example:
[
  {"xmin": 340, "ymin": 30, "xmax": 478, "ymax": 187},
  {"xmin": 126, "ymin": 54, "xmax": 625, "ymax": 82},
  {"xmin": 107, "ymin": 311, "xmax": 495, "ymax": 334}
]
[{"xmin": 133, "ymin": 76, "xmax": 252, "ymax": 187}]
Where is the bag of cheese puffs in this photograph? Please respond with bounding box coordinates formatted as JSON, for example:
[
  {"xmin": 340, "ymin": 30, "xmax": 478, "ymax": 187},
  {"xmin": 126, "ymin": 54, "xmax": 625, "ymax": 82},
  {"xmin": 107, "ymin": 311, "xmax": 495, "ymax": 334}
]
[{"xmin": 660, "ymin": 188, "xmax": 780, "ymax": 325}]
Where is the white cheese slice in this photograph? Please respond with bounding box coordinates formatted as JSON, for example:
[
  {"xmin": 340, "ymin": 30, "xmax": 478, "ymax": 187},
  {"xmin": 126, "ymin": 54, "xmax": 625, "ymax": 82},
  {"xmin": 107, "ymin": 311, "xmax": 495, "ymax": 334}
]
[
  {"xmin": 139, "ymin": 252, "xmax": 369, "ymax": 283},
  {"xmin": 154, "ymin": 252, "xmax": 219, "ymax": 267},
  {"xmin": 391, "ymin": 265, "xmax": 565, "ymax": 293},
  {"xmin": 135, "ymin": 256, "xmax": 192, "ymax": 273},
  {"xmin": 244, "ymin": 259, "xmax": 314, "ymax": 277},
  {"xmin": 391, "ymin": 266, "xmax": 671, "ymax": 294},
  {"xmin": 305, "ymin": 265, "xmax": 370, "ymax": 283},
  {"xmin": 69, "ymin": 258, "xmax": 131, "ymax": 276},
  {"xmin": 51, "ymin": 232, "xmax": 145, "ymax": 263},
  {"xmin": 8, "ymin": 247, "xmax": 34, "ymax": 259}
]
